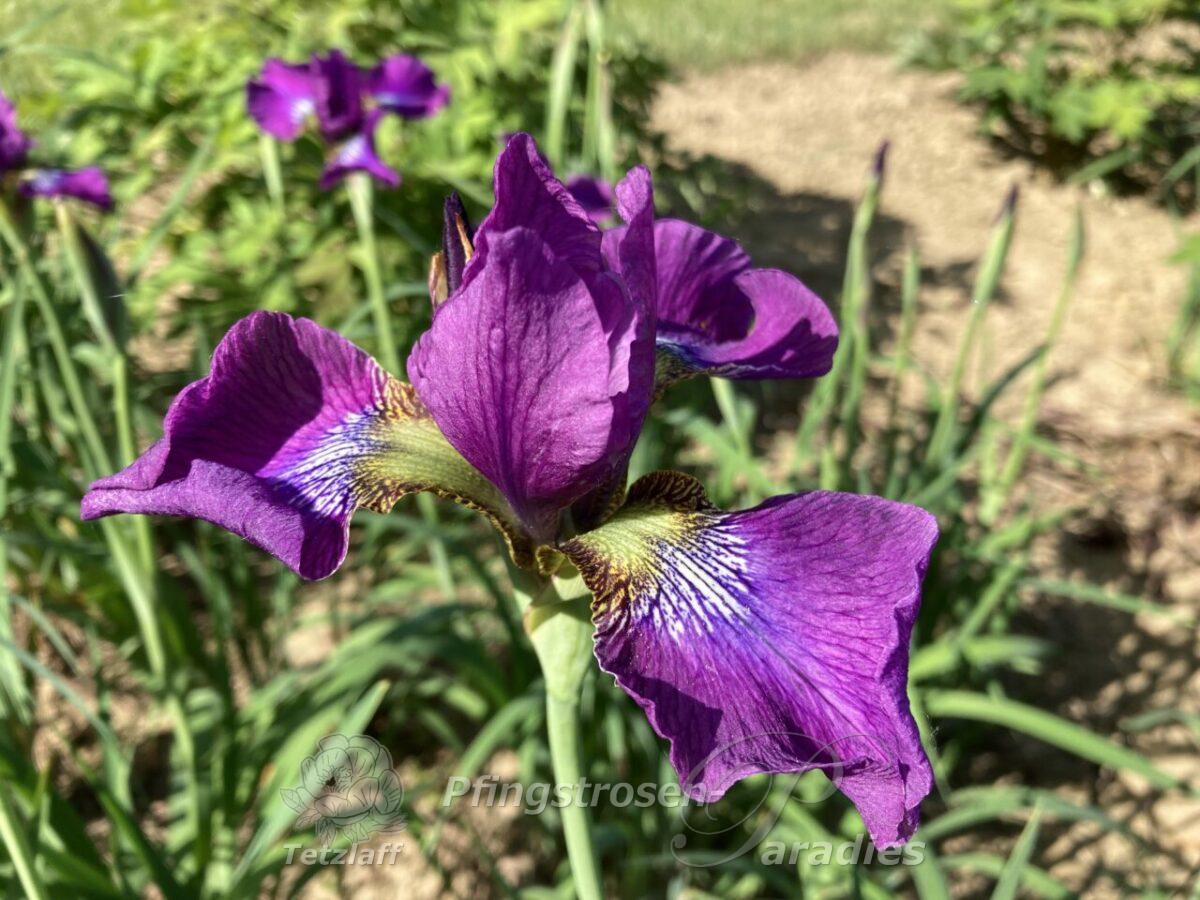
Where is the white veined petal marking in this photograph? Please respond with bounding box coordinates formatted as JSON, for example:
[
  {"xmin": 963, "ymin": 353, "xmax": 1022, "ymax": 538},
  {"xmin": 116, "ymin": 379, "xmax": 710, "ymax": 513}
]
[
  {"xmin": 600, "ymin": 514, "xmax": 752, "ymax": 643},
  {"xmin": 261, "ymin": 408, "xmax": 388, "ymax": 519}
]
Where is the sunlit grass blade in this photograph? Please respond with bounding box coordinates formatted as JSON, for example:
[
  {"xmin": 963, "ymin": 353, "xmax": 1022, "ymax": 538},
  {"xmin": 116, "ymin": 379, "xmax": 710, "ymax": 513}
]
[
  {"xmin": 126, "ymin": 128, "xmax": 217, "ymax": 287},
  {"xmin": 231, "ymin": 678, "xmax": 390, "ymax": 890},
  {"xmin": 0, "ymin": 272, "xmax": 32, "ymax": 726},
  {"xmin": 545, "ymin": 0, "xmax": 584, "ymax": 167},
  {"xmin": 940, "ymin": 852, "xmax": 1069, "ymax": 899},
  {"xmin": 924, "ymin": 690, "xmax": 1179, "ymax": 789},
  {"xmin": 0, "ymin": 785, "xmax": 49, "ymax": 900},
  {"xmin": 983, "ymin": 206, "xmax": 1084, "ymax": 521},
  {"xmin": 909, "ymin": 633, "xmax": 1053, "ymax": 682},
  {"xmin": 906, "ymin": 844, "xmax": 951, "ymax": 900},
  {"xmin": 926, "ymin": 187, "xmax": 1018, "ymax": 466},
  {"xmin": 991, "ymin": 802, "xmax": 1043, "ymax": 900},
  {"xmin": 795, "ymin": 144, "xmax": 885, "ymax": 478},
  {"xmin": 1026, "ymin": 578, "xmax": 1195, "ymax": 624}
]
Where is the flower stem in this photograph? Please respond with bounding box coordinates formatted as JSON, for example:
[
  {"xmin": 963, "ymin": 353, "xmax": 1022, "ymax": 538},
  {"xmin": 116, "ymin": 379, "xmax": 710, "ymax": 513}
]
[
  {"xmin": 346, "ymin": 175, "xmax": 455, "ymax": 597},
  {"xmin": 513, "ymin": 568, "xmax": 603, "ymax": 900},
  {"xmin": 259, "ymin": 133, "xmax": 285, "ymax": 212},
  {"xmin": 346, "ymin": 173, "xmax": 400, "ymax": 373},
  {"xmin": 545, "ymin": 691, "xmax": 603, "ymax": 900}
]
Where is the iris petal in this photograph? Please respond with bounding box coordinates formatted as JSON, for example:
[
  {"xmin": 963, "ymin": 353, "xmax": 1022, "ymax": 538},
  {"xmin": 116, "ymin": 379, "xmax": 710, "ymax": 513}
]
[
  {"xmin": 409, "ymin": 227, "xmax": 632, "ymax": 544},
  {"xmin": 367, "ymin": 55, "xmax": 450, "ymax": 120},
  {"xmin": 563, "ymin": 471, "xmax": 937, "ymax": 847},
  {"xmin": 409, "ymin": 134, "xmax": 656, "ymax": 546},
  {"xmin": 20, "ymin": 167, "xmax": 114, "ymax": 211},
  {"xmin": 82, "ymin": 312, "xmax": 528, "ymax": 579},
  {"xmin": 313, "ymin": 50, "xmax": 366, "ymax": 141},
  {"xmin": 604, "ymin": 219, "xmax": 837, "ymax": 390},
  {"xmin": 319, "ymin": 111, "xmax": 399, "ymax": 190},
  {"xmin": 0, "ymin": 91, "xmax": 32, "ymax": 172},
  {"xmin": 246, "ymin": 60, "xmax": 319, "ymax": 141}
]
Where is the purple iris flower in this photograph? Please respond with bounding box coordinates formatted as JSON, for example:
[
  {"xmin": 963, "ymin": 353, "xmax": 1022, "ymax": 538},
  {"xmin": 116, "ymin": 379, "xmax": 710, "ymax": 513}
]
[
  {"xmin": 80, "ymin": 133, "xmax": 936, "ymax": 848},
  {"xmin": 368, "ymin": 54, "xmax": 451, "ymax": 119},
  {"xmin": 565, "ymin": 175, "xmax": 615, "ymax": 224},
  {"xmin": 245, "ymin": 50, "xmax": 448, "ymax": 190},
  {"xmin": 19, "ymin": 167, "xmax": 114, "ymax": 211},
  {"xmin": 0, "ymin": 91, "xmax": 33, "ymax": 172}
]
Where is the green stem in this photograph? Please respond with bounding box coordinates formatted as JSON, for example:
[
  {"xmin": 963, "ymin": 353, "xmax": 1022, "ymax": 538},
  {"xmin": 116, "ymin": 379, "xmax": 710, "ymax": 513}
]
[
  {"xmin": 514, "ymin": 569, "xmax": 603, "ymax": 900},
  {"xmin": 346, "ymin": 175, "xmax": 455, "ymax": 596},
  {"xmin": 259, "ymin": 133, "xmax": 285, "ymax": 212},
  {"xmin": 346, "ymin": 174, "xmax": 400, "ymax": 373},
  {"xmin": 545, "ymin": 692, "xmax": 602, "ymax": 900}
]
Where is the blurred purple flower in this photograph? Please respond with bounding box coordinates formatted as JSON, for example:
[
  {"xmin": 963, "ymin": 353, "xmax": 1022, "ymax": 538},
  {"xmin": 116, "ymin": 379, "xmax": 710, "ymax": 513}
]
[
  {"xmin": 245, "ymin": 50, "xmax": 449, "ymax": 189},
  {"xmin": 319, "ymin": 111, "xmax": 399, "ymax": 190},
  {"xmin": 20, "ymin": 167, "xmax": 114, "ymax": 211},
  {"xmin": 368, "ymin": 55, "xmax": 450, "ymax": 120},
  {"xmin": 246, "ymin": 60, "xmax": 319, "ymax": 141},
  {"xmin": 0, "ymin": 91, "xmax": 33, "ymax": 173},
  {"xmin": 565, "ymin": 174, "xmax": 615, "ymax": 224}
]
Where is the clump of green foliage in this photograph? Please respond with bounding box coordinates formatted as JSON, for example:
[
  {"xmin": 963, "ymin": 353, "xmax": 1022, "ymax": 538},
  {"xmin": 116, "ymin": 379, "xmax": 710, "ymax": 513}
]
[
  {"xmin": 913, "ymin": 0, "xmax": 1200, "ymax": 206},
  {"xmin": 0, "ymin": 1, "xmax": 1191, "ymax": 897}
]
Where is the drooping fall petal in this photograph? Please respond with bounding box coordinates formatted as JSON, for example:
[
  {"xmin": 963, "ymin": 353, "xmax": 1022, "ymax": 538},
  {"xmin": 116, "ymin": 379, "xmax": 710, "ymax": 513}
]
[
  {"xmin": 82, "ymin": 312, "xmax": 528, "ymax": 579},
  {"xmin": 246, "ymin": 59, "xmax": 319, "ymax": 141},
  {"xmin": 20, "ymin": 167, "xmax": 114, "ymax": 211},
  {"xmin": 563, "ymin": 471, "xmax": 937, "ymax": 848},
  {"xmin": 603, "ymin": 219, "xmax": 837, "ymax": 389},
  {"xmin": 319, "ymin": 111, "xmax": 399, "ymax": 190}
]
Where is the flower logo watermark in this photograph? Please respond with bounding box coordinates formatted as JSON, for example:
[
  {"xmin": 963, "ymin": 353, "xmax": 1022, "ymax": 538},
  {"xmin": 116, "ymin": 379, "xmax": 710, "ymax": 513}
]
[{"xmin": 281, "ymin": 733, "xmax": 405, "ymax": 847}]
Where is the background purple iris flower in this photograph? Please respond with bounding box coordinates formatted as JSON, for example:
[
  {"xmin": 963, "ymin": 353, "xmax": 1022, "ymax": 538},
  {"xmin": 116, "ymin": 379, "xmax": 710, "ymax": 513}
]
[
  {"xmin": 246, "ymin": 50, "xmax": 449, "ymax": 189},
  {"xmin": 19, "ymin": 167, "xmax": 114, "ymax": 211},
  {"xmin": 565, "ymin": 174, "xmax": 615, "ymax": 224},
  {"xmin": 81, "ymin": 132, "xmax": 936, "ymax": 848},
  {"xmin": 0, "ymin": 91, "xmax": 33, "ymax": 172}
]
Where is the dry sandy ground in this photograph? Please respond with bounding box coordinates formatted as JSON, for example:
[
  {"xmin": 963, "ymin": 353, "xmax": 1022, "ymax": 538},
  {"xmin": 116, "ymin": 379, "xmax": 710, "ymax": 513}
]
[
  {"xmin": 286, "ymin": 53, "xmax": 1200, "ymax": 897},
  {"xmin": 651, "ymin": 53, "xmax": 1200, "ymax": 895}
]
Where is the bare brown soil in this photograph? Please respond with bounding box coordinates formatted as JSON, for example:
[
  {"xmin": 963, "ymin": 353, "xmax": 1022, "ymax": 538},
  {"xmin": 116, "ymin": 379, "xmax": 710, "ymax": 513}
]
[{"xmin": 651, "ymin": 52, "xmax": 1199, "ymax": 894}]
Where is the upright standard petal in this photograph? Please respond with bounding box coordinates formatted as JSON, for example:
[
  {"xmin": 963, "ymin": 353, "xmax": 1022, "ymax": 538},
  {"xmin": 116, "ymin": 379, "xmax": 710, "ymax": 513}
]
[
  {"xmin": 82, "ymin": 312, "xmax": 528, "ymax": 579},
  {"xmin": 563, "ymin": 471, "xmax": 937, "ymax": 848},
  {"xmin": 567, "ymin": 165, "xmax": 658, "ymax": 531},
  {"xmin": 565, "ymin": 175, "xmax": 615, "ymax": 225},
  {"xmin": 603, "ymin": 219, "xmax": 837, "ymax": 388},
  {"xmin": 313, "ymin": 50, "xmax": 365, "ymax": 141},
  {"xmin": 409, "ymin": 137, "xmax": 656, "ymax": 545},
  {"xmin": 368, "ymin": 55, "xmax": 450, "ymax": 120},
  {"xmin": 409, "ymin": 227, "xmax": 639, "ymax": 543},
  {"xmin": 246, "ymin": 59, "xmax": 318, "ymax": 141},
  {"xmin": 466, "ymin": 133, "xmax": 601, "ymax": 288},
  {"xmin": 319, "ymin": 112, "xmax": 399, "ymax": 190},
  {"xmin": 0, "ymin": 91, "xmax": 32, "ymax": 172},
  {"xmin": 20, "ymin": 167, "xmax": 114, "ymax": 211}
]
